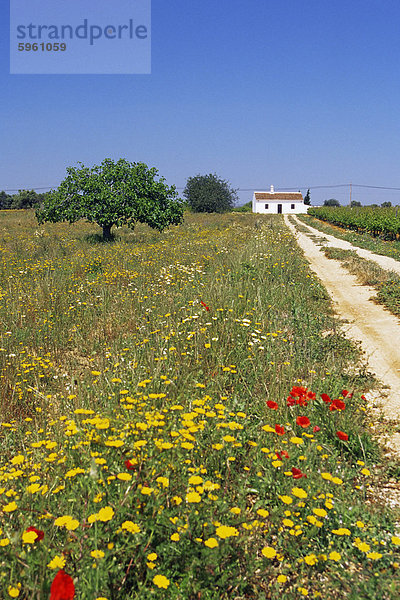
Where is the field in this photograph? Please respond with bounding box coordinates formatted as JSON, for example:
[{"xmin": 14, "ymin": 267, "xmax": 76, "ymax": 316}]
[
  {"xmin": 1, "ymin": 210, "xmax": 400, "ymax": 599},
  {"xmin": 308, "ymin": 206, "xmax": 400, "ymax": 239}
]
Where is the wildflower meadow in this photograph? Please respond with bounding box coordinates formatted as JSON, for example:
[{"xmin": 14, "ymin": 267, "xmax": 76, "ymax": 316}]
[{"xmin": 1, "ymin": 210, "xmax": 400, "ymax": 599}]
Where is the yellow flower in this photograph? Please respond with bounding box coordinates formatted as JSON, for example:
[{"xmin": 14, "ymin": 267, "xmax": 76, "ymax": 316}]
[
  {"xmin": 304, "ymin": 554, "xmax": 318, "ymax": 565},
  {"xmin": 257, "ymin": 508, "xmax": 269, "ymax": 518},
  {"xmin": 367, "ymin": 551, "xmax": 382, "ymax": 560},
  {"xmin": 279, "ymin": 495, "xmax": 293, "ymax": 505},
  {"xmin": 54, "ymin": 516, "xmax": 79, "ymax": 531},
  {"xmin": 292, "ymin": 487, "xmax": 307, "ymax": 499},
  {"xmin": 328, "ymin": 551, "xmax": 341, "ymax": 561},
  {"xmin": 0, "ymin": 538, "xmax": 10, "ymax": 546},
  {"xmin": 230, "ymin": 507, "xmax": 241, "ymax": 515},
  {"xmin": 186, "ymin": 491, "xmax": 201, "ymax": 503},
  {"xmin": 22, "ymin": 530, "xmax": 38, "ymax": 544},
  {"xmin": 10, "ymin": 455, "xmax": 24, "ymax": 465},
  {"xmin": 356, "ymin": 521, "xmax": 365, "ymax": 528},
  {"xmin": 47, "ymin": 555, "xmax": 66, "ymax": 569},
  {"xmin": 361, "ymin": 468, "xmax": 371, "ymax": 476},
  {"xmin": 277, "ymin": 574, "xmax": 287, "ymax": 583},
  {"xmin": 147, "ymin": 553, "xmax": 157, "ymax": 561},
  {"xmin": 8, "ymin": 584, "xmax": 21, "ymax": 598},
  {"xmin": 140, "ymin": 487, "xmax": 154, "ymax": 496},
  {"xmin": 3, "ymin": 501, "xmax": 18, "ymax": 512},
  {"xmin": 332, "ymin": 528, "xmax": 351, "ymax": 536},
  {"xmin": 282, "ymin": 519, "xmax": 294, "ymax": 527},
  {"xmin": 65, "ymin": 467, "xmax": 85, "ymax": 478},
  {"xmin": 91, "ymin": 550, "xmax": 105, "ymax": 559},
  {"xmin": 313, "ymin": 508, "xmax": 327, "ymax": 518},
  {"xmin": 204, "ymin": 537, "xmax": 219, "ymax": 548},
  {"xmin": 392, "ymin": 536, "xmax": 400, "ymax": 546},
  {"xmin": 188, "ymin": 475, "xmax": 203, "ymax": 485},
  {"xmin": 171, "ymin": 533, "xmax": 180, "ymax": 541},
  {"xmin": 117, "ymin": 473, "xmax": 132, "ymax": 481},
  {"xmin": 354, "ymin": 539, "xmax": 370, "ymax": 553},
  {"xmin": 290, "ymin": 437, "xmax": 303, "ymax": 445},
  {"xmin": 156, "ymin": 476, "xmax": 169, "ymax": 488},
  {"xmin": 153, "ymin": 574, "xmax": 170, "ymax": 589},
  {"xmin": 262, "ymin": 546, "xmax": 277, "ymax": 559},
  {"xmin": 216, "ymin": 525, "xmax": 239, "ymax": 539},
  {"xmin": 121, "ymin": 521, "xmax": 141, "ymax": 534},
  {"xmin": 97, "ymin": 506, "xmax": 114, "ymax": 522}
]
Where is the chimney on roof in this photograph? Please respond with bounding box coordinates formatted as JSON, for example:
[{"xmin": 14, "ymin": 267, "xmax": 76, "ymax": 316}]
[{"xmin": 270, "ymin": 185, "xmax": 274, "ymax": 193}]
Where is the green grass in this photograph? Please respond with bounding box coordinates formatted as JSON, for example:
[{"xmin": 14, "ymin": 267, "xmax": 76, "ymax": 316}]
[{"xmin": 0, "ymin": 210, "xmax": 399, "ymax": 599}]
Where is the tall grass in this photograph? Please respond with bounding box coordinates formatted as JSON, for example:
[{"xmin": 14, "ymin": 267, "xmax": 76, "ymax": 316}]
[{"xmin": 0, "ymin": 210, "xmax": 399, "ymax": 599}]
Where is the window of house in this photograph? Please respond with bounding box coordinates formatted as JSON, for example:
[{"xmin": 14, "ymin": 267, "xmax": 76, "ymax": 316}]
[
  {"xmin": 265, "ymin": 203, "xmax": 269, "ymax": 209},
  {"xmin": 291, "ymin": 204, "xmax": 295, "ymax": 209}
]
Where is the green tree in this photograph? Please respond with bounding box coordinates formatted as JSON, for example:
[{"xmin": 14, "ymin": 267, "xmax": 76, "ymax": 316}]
[
  {"xmin": 350, "ymin": 200, "xmax": 362, "ymax": 207},
  {"xmin": 183, "ymin": 173, "xmax": 238, "ymax": 213},
  {"xmin": 11, "ymin": 189, "xmax": 45, "ymax": 210},
  {"xmin": 381, "ymin": 201, "xmax": 392, "ymax": 208},
  {"xmin": 0, "ymin": 191, "xmax": 13, "ymax": 210},
  {"xmin": 36, "ymin": 158, "xmax": 184, "ymax": 241},
  {"xmin": 303, "ymin": 189, "xmax": 311, "ymax": 205},
  {"xmin": 323, "ymin": 198, "xmax": 340, "ymax": 207}
]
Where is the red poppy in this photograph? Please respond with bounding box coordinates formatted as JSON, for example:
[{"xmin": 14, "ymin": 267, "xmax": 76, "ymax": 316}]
[
  {"xmin": 275, "ymin": 450, "xmax": 289, "ymax": 460},
  {"xmin": 296, "ymin": 416, "xmax": 310, "ymax": 428},
  {"xmin": 292, "ymin": 467, "xmax": 307, "ymax": 479},
  {"xmin": 124, "ymin": 459, "xmax": 136, "ymax": 470},
  {"xmin": 329, "ymin": 399, "xmax": 346, "ymax": 411},
  {"xmin": 321, "ymin": 393, "xmax": 332, "ymax": 404},
  {"xmin": 336, "ymin": 430, "xmax": 349, "ymax": 441},
  {"xmin": 313, "ymin": 425, "xmax": 321, "ymax": 433},
  {"xmin": 286, "ymin": 395, "xmax": 296, "ymax": 407},
  {"xmin": 341, "ymin": 390, "xmax": 349, "ymax": 397},
  {"xmin": 275, "ymin": 424, "xmax": 285, "ymax": 436},
  {"xmin": 267, "ymin": 400, "xmax": 278, "ymax": 410},
  {"xmin": 200, "ymin": 300, "xmax": 210, "ymax": 311},
  {"xmin": 361, "ymin": 394, "xmax": 366, "ymax": 401},
  {"xmin": 50, "ymin": 570, "xmax": 75, "ymax": 600},
  {"xmin": 25, "ymin": 526, "xmax": 44, "ymax": 541}
]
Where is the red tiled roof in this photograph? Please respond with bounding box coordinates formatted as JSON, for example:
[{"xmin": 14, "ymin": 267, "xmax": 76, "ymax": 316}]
[{"xmin": 254, "ymin": 192, "xmax": 303, "ymax": 201}]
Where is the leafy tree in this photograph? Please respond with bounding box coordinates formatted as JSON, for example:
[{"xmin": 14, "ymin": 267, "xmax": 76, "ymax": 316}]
[
  {"xmin": 350, "ymin": 200, "xmax": 362, "ymax": 207},
  {"xmin": 303, "ymin": 189, "xmax": 311, "ymax": 205},
  {"xmin": 36, "ymin": 158, "xmax": 184, "ymax": 241},
  {"xmin": 0, "ymin": 191, "xmax": 13, "ymax": 210},
  {"xmin": 323, "ymin": 198, "xmax": 340, "ymax": 207},
  {"xmin": 11, "ymin": 189, "xmax": 45, "ymax": 210},
  {"xmin": 183, "ymin": 173, "xmax": 238, "ymax": 213},
  {"xmin": 381, "ymin": 201, "xmax": 392, "ymax": 208}
]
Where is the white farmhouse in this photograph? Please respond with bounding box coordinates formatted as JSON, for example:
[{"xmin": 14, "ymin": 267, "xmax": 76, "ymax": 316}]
[{"xmin": 252, "ymin": 185, "xmax": 308, "ymax": 214}]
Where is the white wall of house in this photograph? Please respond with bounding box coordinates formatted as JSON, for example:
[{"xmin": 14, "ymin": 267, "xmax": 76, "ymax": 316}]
[{"xmin": 252, "ymin": 199, "xmax": 308, "ymax": 214}]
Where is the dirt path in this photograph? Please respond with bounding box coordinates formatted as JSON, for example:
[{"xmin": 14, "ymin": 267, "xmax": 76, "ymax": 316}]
[
  {"xmin": 294, "ymin": 216, "xmax": 400, "ymax": 275},
  {"xmin": 285, "ymin": 215, "xmax": 400, "ymax": 447}
]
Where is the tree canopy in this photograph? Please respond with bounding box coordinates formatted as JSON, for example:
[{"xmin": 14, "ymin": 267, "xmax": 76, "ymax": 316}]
[
  {"xmin": 323, "ymin": 198, "xmax": 340, "ymax": 207},
  {"xmin": 303, "ymin": 189, "xmax": 311, "ymax": 206},
  {"xmin": 36, "ymin": 158, "xmax": 184, "ymax": 240},
  {"xmin": 183, "ymin": 173, "xmax": 238, "ymax": 213}
]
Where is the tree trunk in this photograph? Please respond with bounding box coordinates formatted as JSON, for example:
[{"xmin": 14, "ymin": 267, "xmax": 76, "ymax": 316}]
[{"xmin": 102, "ymin": 224, "xmax": 113, "ymax": 241}]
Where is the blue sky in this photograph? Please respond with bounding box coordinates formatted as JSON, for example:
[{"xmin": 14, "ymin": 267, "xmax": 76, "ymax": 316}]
[{"xmin": 1, "ymin": 0, "xmax": 400, "ymax": 206}]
